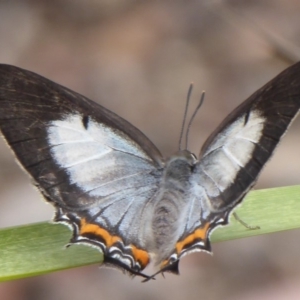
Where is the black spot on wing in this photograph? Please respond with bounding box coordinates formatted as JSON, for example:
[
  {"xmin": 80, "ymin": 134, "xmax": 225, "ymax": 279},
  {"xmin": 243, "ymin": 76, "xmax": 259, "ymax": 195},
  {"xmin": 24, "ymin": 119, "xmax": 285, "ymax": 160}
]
[
  {"xmin": 244, "ymin": 108, "xmax": 251, "ymax": 125},
  {"xmin": 82, "ymin": 115, "xmax": 89, "ymax": 129}
]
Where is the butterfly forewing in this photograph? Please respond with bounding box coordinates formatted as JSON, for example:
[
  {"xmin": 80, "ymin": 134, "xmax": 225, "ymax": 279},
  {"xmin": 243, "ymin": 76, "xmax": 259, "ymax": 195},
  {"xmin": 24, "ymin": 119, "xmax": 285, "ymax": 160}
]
[{"xmin": 194, "ymin": 62, "xmax": 300, "ymax": 216}]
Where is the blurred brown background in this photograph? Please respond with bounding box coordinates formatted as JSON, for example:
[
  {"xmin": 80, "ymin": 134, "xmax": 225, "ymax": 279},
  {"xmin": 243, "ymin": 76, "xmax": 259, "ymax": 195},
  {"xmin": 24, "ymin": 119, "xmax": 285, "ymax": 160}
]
[{"xmin": 1, "ymin": 0, "xmax": 300, "ymax": 299}]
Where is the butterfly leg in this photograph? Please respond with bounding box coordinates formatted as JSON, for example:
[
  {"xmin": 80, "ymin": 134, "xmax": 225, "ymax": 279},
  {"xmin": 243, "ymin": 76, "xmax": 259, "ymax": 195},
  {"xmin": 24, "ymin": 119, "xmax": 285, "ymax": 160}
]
[{"xmin": 233, "ymin": 212, "xmax": 260, "ymax": 230}]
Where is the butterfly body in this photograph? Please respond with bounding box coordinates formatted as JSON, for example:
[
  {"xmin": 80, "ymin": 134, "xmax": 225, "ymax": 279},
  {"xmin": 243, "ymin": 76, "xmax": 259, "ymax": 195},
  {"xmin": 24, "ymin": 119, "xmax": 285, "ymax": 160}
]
[
  {"xmin": 0, "ymin": 63, "xmax": 300, "ymax": 280},
  {"xmin": 150, "ymin": 151, "xmax": 199, "ymax": 265}
]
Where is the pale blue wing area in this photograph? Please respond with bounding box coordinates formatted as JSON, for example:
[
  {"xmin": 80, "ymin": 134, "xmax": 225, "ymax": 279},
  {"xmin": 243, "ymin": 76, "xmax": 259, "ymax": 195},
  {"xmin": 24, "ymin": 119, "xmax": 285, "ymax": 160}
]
[
  {"xmin": 47, "ymin": 113, "xmax": 162, "ymax": 246},
  {"xmin": 47, "ymin": 113, "xmax": 159, "ymax": 197},
  {"xmin": 192, "ymin": 110, "xmax": 266, "ymax": 212}
]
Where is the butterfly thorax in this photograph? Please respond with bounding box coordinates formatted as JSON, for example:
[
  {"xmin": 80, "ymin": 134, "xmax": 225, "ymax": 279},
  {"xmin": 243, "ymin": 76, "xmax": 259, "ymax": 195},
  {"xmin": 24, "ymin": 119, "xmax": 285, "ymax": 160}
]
[{"xmin": 151, "ymin": 150, "xmax": 198, "ymax": 264}]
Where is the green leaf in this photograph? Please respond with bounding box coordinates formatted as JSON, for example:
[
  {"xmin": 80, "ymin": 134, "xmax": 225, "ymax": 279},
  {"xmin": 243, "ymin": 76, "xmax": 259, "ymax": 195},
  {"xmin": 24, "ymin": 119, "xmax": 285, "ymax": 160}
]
[
  {"xmin": 0, "ymin": 222, "xmax": 102, "ymax": 281},
  {"xmin": 1, "ymin": 185, "xmax": 300, "ymax": 281}
]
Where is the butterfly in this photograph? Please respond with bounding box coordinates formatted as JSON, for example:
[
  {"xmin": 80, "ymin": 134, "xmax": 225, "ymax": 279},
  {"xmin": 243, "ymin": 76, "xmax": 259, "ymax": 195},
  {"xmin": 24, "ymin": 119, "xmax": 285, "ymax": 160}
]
[{"xmin": 0, "ymin": 62, "xmax": 299, "ymax": 281}]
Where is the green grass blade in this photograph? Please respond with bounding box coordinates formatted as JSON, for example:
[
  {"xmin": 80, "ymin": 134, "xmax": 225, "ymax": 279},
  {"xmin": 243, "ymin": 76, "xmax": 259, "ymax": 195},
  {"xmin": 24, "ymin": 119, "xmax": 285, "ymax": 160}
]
[
  {"xmin": 0, "ymin": 222, "xmax": 102, "ymax": 281},
  {"xmin": 1, "ymin": 185, "xmax": 300, "ymax": 281}
]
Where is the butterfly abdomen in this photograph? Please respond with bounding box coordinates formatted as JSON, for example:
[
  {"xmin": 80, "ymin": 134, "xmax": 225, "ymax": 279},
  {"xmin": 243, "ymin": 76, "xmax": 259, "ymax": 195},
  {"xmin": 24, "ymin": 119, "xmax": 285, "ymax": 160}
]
[{"xmin": 151, "ymin": 151, "xmax": 197, "ymax": 263}]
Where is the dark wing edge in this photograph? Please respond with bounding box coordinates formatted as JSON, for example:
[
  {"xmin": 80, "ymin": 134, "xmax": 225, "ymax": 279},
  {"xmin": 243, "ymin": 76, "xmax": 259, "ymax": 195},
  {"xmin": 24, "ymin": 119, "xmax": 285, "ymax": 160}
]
[{"xmin": 196, "ymin": 62, "xmax": 300, "ymax": 217}]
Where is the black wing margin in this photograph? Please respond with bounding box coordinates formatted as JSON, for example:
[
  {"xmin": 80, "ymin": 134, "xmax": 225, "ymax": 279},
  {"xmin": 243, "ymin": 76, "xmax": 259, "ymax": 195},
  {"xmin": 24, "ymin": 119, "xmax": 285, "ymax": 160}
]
[{"xmin": 195, "ymin": 62, "xmax": 300, "ymax": 214}]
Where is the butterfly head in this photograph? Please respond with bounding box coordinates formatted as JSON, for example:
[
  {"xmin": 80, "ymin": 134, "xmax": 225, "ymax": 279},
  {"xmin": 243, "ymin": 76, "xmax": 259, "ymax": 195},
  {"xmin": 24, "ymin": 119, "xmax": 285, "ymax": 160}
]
[{"xmin": 164, "ymin": 150, "xmax": 198, "ymax": 179}]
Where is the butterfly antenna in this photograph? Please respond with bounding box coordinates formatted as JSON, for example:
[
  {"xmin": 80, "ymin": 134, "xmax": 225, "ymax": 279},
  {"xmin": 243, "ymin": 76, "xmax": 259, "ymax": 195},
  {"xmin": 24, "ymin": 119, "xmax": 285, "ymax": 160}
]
[
  {"xmin": 185, "ymin": 91, "xmax": 205, "ymax": 150},
  {"xmin": 179, "ymin": 83, "xmax": 194, "ymax": 150}
]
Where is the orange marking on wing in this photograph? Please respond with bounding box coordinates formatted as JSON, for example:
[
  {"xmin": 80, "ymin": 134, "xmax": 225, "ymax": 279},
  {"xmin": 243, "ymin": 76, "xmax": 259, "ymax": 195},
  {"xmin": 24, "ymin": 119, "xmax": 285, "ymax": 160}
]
[
  {"xmin": 79, "ymin": 219, "xmax": 149, "ymax": 268},
  {"xmin": 175, "ymin": 222, "xmax": 210, "ymax": 254},
  {"xmin": 80, "ymin": 218, "xmax": 121, "ymax": 247},
  {"xmin": 130, "ymin": 245, "xmax": 150, "ymax": 268}
]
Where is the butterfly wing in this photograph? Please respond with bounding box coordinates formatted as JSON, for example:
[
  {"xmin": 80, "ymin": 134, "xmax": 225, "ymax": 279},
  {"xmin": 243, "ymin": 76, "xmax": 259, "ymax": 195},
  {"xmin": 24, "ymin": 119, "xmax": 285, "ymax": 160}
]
[
  {"xmin": 0, "ymin": 64, "xmax": 164, "ymax": 276},
  {"xmin": 169, "ymin": 62, "xmax": 300, "ymax": 265}
]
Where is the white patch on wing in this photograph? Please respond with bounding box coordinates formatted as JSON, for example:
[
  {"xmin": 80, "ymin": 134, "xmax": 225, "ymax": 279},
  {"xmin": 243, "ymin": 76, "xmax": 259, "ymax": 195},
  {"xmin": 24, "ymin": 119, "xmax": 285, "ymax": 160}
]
[
  {"xmin": 200, "ymin": 110, "xmax": 265, "ymax": 191},
  {"xmin": 47, "ymin": 114, "xmax": 150, "ymax": 159},
  {"xmin": 46, "ymin": 114, "xmax": 155, "ymax": 195}
]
